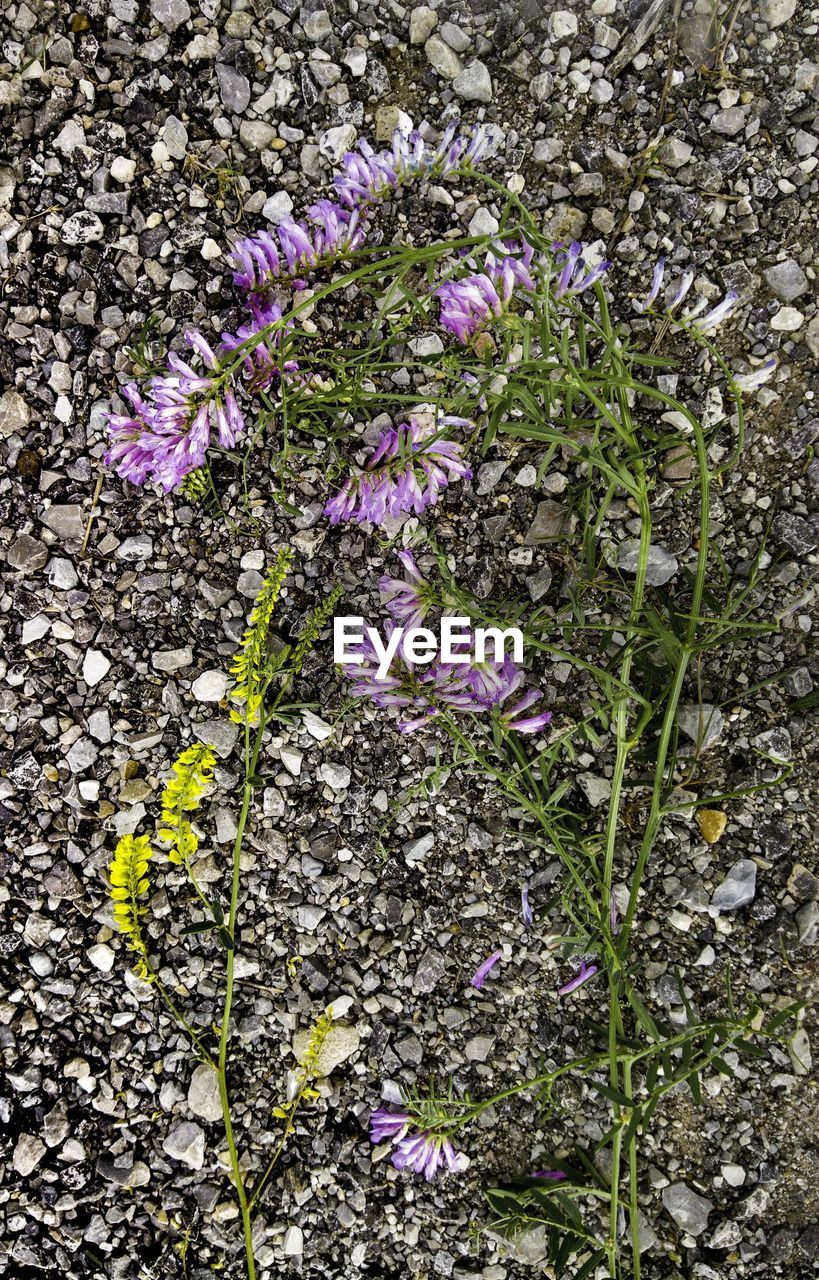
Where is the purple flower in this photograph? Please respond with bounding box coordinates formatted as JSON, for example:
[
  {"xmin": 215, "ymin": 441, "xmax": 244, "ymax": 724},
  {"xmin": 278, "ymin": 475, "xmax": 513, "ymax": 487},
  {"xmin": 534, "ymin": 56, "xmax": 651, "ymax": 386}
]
[
  {"xmin": 557, "ymin": 961, "xmax": 599, "ymax": 996},
  {"xmin": 441, "ymin": 656, "xmax": 552, "ymax": 735},
  {"xmin": 378, "ymin": 550, "xmax": 431, "ymax": 628},
  {"xmin": 521, "ymin": 882, "xmax": 533, "ymax": 927},
  {"xmin": 693, "ymin": 288, "xmax": 739, "ymax": 331},
  {"xmin": 732, "ymin": 357, "xmax": 776, "ymax": 392},
  {"xmin": 103, "ymin": 331, "xmax": 245, "ymax": 492},
  {"xmin": 533, "ymin": 1169, "xmax": 568, "ymax": 1181},
  {"xmin": 369, "ymin": 1108, "xmax": 411, "ymax": 1143},
  {"xmin": 334, "ymin": 123, "xmax": 499, "ymax": 209},
  {"xmin": 392, "ymin": 1131, "xmax": 468, "ymax": 1181},
  {"xmin": 553, "ymin": 241, "xmax": 611, "ymax": 298},
  {"xmin": 636, "ymin": 256, "xmax": 666, "ymax": 311},
  {"xmin": 324, "ymin": 416, "xmax": 473, "ymax": 526},
  {"xmin": 471, "ymin": 949, "xmax": 502, "ymax": 989}
]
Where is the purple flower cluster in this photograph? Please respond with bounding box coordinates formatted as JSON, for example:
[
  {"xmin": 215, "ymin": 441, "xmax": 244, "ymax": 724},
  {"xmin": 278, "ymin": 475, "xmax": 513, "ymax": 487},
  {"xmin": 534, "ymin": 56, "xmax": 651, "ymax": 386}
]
[
  {"xmin": 103, "ymin": 121, "xmax": 497, "ymax": 495},
  {"xmin": 636, "ymin": 257, "xmax": 741, "ymax": 332},
  {"xmin": 104, "ymin": 332, "xmax": 244, "ymax": 491},
  {"xmin": 339, "ymin": 559, "xmax": 552, "ymax": 735},
  {"xmin": 552, "ymin": 240, "xmax": 611, "ymax": 298},
  {"xmin": 437, "ymin": 237, "xmax": 611, "ymax": 345},
  {"xmin": 369, "ymin": 1109, "xmax": 468, "ymax": 1180},
  {"xmin": 324, "ymin": 416, "xmax": 473, "ymax": 526},
  {"xmin": 220, "ymin": 298, "xmax": 298, "ymax": 394},
  {"xmin": 230, "ymin": 201, "xmax": 365, "ymax": 295},
  {"xmin": 335, "ymin": 122, "xmax": 499, "ymax": 208},
  {"xmin": 436, "ymin": 240, "xmax": 538, "ymax": 344},
  {"xmin": 378, "ymin": 550, "xmax": 434, "ymax": 628}
]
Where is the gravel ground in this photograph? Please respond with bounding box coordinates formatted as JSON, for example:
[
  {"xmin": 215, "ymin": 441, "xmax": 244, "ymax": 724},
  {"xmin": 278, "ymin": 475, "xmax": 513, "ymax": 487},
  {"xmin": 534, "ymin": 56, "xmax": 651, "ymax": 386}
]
[{"xmin": 1, "ymin": 1, "xmax": 817, "ymax": 1278}]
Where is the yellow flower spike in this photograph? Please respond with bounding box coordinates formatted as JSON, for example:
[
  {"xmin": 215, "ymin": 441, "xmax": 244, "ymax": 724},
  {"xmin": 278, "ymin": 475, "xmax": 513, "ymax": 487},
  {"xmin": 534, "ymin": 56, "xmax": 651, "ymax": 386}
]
[
  {"xmin": 108, "ymin": 834, "xmax": 155, "ymax": 980},
  {"xmin": 229, "ymin": 548, "xmax": 293, "ymax": 723},
  {"xmin": 159, "ymin": 743, "xmax": 216, "ymax": 865}
]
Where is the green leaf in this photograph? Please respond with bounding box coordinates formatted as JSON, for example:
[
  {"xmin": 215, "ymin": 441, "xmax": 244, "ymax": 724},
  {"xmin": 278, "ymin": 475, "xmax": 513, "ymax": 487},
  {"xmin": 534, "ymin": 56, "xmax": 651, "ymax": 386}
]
[
  {"xmin": 627, "ymin": 986, "xmax": 662, "ymax": 1042},
  {"xmin": 209, "ymin": 901, "xmax": 224, "ymax": 925},
  {"xmin": 218, "ymin": 927, "xmax": 235, "ymax": 951},
  {"xmin": 588, "ymin": 1080, "xmax": 633, "ymax": 1108},
  {"xmin": 180, "ymin": 920, "xmax": 217, "ymax": 936}
]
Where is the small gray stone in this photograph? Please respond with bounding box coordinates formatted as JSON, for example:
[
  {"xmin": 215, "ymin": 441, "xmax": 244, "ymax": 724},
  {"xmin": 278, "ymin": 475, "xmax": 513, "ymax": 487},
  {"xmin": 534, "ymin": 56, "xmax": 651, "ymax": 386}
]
[
  {"xmin": 662, "ymin": 1182, "xmax": 713, "ymax": 1236},
  {"xmin": 525, "ymin": 500, "xmax": 567, "ymax": 543},
  {"xmin": 216, "ymin": 64, "xmax": 250, "ymax": 113},
  {"xmin": 153, "ymin": 648, "xmax": 194, "ymax": 672},
  {"xmin": 659, "ymin": 137, "xmax": 693, "ymax": 168},
  {"xmin": 526, "ymin": 564, "xmax": 553, "ymax": 602},
  {"xmin": 117, "ymin": 535, "xmax": 153, "ymax": 560},
  {"xmin": 283, "ymin": 1225, "xmax": 304, "ymax": 1257},
  {"xmin": 404, "ymin": 831, "xmax": 435, "ymax": 863},
  {"xmin": 187, "ymin": 1064, "xmax": 222, "ymax": 1122},
  {"xmin": 477, "ymin": 461, "xmax": 508, "ymax": 495},
  {"xmin": 163, "ymin": 1121, "xmax": 205, "ymax": 1170},
  {"xmin": 303, "ymin": 9, "xmax": 332, "ymax": 40},
  {"xmin": 617, "ymin": 541, "xmax": 678, "ymax": 586},
  {"xmin": 13, "ymin": 1134, "xmax": 46, "ymax": 1176},
  {"xmin": 191, "ymin": 669, "xmax": 230, "ymax": 703},
  {"xmin": 319, "ymin": 124, "xmax": 356, "ymax": 164},
  {"xmin": 409, "ymin": 5, "xmax": 437, "ymax": 43},
  {"xmin": 425, "ymin": 34, "xmax": 462, "ymax": 79},
  {"xmin": 62, "ymin": 211, "xmax": 105, "ymax": 245},
  {"xmin": 262, "ymin": 190, "xmax": 294, "ymax": 224},
  {"xmin": 413, "ymin": 949, "xmax": 447, "ymax": 994},
  {"xmin": 82, "ymin": 649, "xmax": 110, "ymax": 687},
  {"xmin": 319, "ymin": 761, "xmax": 351, "ymax": 791},
  {"xmin": 764, "ymin": 260, "xmax": 808, "ymax": 303},
  {"xmin": 764, "ymin": 0, "xmax": 797, "ymax": 27},
  {"xmin": 66, "ymin": 737, "xmax": 98, "ymax": 773},
  {"xmin": 465, "ymin": 1034, "xmax": 494, "ymax": 1061},
  {"xmin": 440, "ymin": 20, "xmax": 471, "ymax": 52},
  {"xmin": 0, "ymin": 389, "xmax": 30, "ymax": 436},
  {"xmin": 151, "ymin": 0, "xmax": 190, "ymax": 32},
  {"xmin": 711, "ymin": 860, "xmax": 757, "ymax": 912},
  {"xmin": 752, "ymin": 727, "xmax": 791, "ymax": 762},
  {"xmin": 578, "ymin": 774, "xmax": 612, "ymax": 807},
  {"xmin": 530, "ymin": 71, "xmax": 554, "ymax": 102},
  {"xmin": 8, "ymin": 533, "xmax": 48, "ymax": 572},
  {"xmin": 710, "ymin": 1220, "xmax": 743, "ymax": 1250},
  {"xmin": 772, "ymin": 512, "xmax": 816, "ymax": 555},
  {"xmin": 453, "ymin": 61, "xmax": 493, "ymax": 103},
  {"xmin": 239, "ymin": 121, "xmax": 277, "ymax": 152},
  {"xmin": 162, "ymin": 115, "xmax": 188, "ymax": 160},
  {"xmin": 42, "ymin": 504, "xmax": 84, "ymax": 540},
  {"xmin": 710, "ymin": 107, "xmax": 746, "ymax": 136},
  {"xmin": 677, "ymin": 703, "xmax": 724, "ymax": 750},
  {"xmin": 550, "ymin": 9, "xmax": 578, "ymax": 39}
]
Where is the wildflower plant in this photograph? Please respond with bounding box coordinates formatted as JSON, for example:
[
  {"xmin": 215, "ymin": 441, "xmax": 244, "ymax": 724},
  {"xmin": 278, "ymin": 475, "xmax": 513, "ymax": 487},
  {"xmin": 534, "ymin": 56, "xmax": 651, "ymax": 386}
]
[{"xmin": 98, "ymin": 114, "xmax": 796, "ymax": 1280}]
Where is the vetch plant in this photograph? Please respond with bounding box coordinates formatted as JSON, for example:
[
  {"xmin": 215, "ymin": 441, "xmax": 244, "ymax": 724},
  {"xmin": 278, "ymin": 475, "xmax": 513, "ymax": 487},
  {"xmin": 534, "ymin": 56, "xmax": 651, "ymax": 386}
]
[{"xmin": 97, "ymin": 114, "xmax": 794, "ymax": 1279}]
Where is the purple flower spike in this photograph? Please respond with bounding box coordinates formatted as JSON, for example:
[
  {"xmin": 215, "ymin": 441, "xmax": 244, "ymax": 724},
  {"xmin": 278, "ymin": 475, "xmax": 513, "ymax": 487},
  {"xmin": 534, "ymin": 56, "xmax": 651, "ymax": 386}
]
[
  {"xmin": 334, "ymin": 123, "xmax": 499, "ymax": 210},
  {"xmin": 436, "ymin": 238, "xmax": 539, "ymax": 345},
  {"xmin": 558, "ymin": 961, "xmax": 599, "ymax": 996},
  {"xmin": 533, "ymin": 1169, "xmax": 568, "ymax": 1181},
  {"xmin": 392, "ymin": 1131, "xmax": 468, "ymax": 1181},
  {"xmin": 521, "ymin": 882, "xmax": 533, "ymax": 927},
  {"xmin": 378, "ymin": 550, "xmax": 430, "ymax": 628},
  {"xmin": 324, "ymin": 416, "xmax": 472, "ymax": 526},
  {"xmin": 103, "ymin": 332, "xmax": 246, "ymax": 492},
  {"xmin": 471, "ymin": 949, "xmax": 503, "ymax": 989},
  {"xmin": 694, "ymin": 288, "xmax": 739, "ymax": 332}
]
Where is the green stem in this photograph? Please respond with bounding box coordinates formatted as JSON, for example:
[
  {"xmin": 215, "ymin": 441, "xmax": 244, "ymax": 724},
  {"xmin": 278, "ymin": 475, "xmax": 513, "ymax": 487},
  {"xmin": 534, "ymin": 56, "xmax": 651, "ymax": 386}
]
[{"xmin": 213, "ymin": 709, "xmax": 268, "ymax": 1280}]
